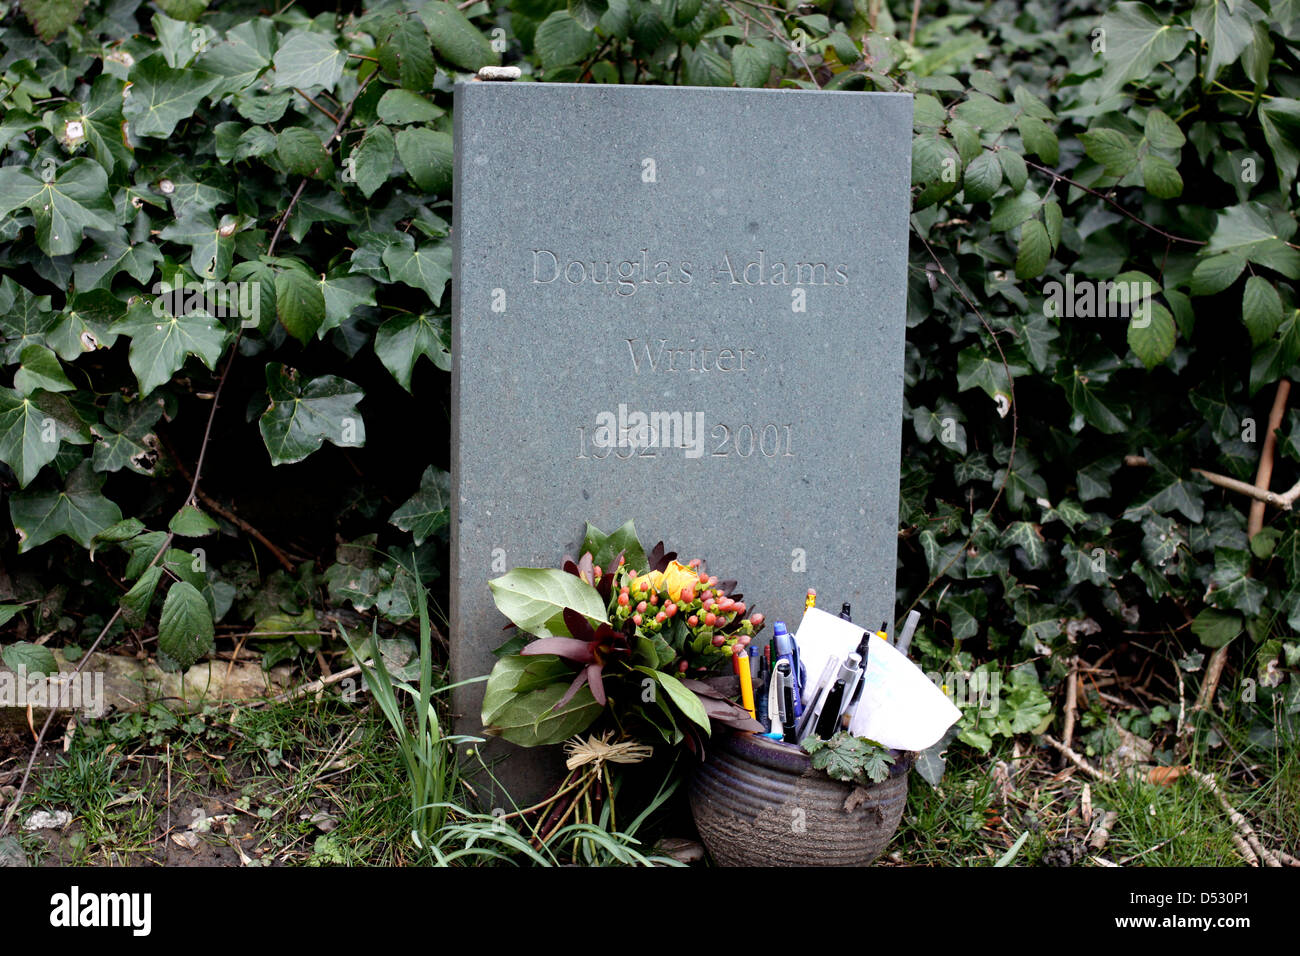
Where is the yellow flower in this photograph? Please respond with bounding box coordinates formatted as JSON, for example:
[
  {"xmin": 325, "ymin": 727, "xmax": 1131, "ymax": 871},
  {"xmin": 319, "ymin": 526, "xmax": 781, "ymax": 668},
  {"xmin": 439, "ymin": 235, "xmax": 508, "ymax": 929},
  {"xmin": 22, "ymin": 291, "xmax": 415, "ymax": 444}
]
[{"xmin": 660, "ymin": 560, "xmax": 696, "ymax": 603}]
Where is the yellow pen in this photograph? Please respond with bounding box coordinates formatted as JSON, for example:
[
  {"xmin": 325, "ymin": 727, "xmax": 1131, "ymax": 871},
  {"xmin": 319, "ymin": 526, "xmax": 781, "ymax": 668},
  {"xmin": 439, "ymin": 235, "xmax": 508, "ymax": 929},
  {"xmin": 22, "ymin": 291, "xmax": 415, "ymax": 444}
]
[
  {"xmin": 876, "ymin": 620, "xmax": 889, "ymax": 641},
  {"xmin": 736, "ymin": 648, "xmax": 757, "ymax": 721}
]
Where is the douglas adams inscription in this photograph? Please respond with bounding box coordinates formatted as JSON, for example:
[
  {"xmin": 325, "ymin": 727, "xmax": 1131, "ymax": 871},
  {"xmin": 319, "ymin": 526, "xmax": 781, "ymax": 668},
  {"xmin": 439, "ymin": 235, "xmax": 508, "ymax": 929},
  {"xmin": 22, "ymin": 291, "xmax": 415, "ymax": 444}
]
[{"xmin": 532, "ymin": 249, "xmax": 850, "ymax": 295}]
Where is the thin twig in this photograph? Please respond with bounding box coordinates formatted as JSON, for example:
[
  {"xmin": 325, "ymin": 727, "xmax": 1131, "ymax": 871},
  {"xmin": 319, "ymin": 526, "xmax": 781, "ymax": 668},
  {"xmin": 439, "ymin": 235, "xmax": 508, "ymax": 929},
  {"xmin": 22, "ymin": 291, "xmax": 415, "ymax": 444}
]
[
  {"xmin": 1188, "ymin": 769, "xmax": 1282, "ymax": 867},
  {"xmin": 1248, "ymin": 380, "xmax": 1291, "ymax": 536},
  {"xmin": 1024, "ymin": 157, "xmax": 1206, "ymax": 247}
]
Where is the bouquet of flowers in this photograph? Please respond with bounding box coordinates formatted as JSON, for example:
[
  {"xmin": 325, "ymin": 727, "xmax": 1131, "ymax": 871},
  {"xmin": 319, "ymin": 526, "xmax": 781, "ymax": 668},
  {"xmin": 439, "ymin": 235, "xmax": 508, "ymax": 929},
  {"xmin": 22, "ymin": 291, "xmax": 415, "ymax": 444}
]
[{"xmin": 480, "ymin": 521, "xmax": 765, "ymax": 752}]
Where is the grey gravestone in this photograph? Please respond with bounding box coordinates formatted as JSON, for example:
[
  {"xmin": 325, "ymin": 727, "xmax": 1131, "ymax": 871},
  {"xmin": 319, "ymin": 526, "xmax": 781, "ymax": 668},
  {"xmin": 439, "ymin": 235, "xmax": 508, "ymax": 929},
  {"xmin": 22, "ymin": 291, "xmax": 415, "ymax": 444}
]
[{"xmin": 451, "ymin": 82, "xmax": 912, "ymax": 804}]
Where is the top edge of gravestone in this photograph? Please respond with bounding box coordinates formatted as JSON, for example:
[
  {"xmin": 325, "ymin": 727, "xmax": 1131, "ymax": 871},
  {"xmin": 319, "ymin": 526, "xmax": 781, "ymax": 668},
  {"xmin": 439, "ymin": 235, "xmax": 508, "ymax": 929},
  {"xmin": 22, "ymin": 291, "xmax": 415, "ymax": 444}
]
[{"xmin": 454, "ymin": 80, "xmax": 912, "ymax": 99}]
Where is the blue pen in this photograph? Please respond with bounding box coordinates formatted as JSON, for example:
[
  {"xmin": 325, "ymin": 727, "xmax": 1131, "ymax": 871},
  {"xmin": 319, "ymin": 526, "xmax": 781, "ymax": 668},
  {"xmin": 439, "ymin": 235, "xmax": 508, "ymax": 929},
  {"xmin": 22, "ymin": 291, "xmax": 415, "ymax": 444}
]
[{"xmin": 772, "ymin": 622, "xmax": 803, "ymax": 718}]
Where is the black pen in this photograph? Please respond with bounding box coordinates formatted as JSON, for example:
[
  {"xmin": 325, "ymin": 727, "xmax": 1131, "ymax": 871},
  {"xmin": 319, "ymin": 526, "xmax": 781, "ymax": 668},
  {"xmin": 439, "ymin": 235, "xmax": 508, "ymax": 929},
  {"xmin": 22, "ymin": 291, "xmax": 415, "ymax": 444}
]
[
  {"xmin": 839, "ymin": 631, "xmax": 873, "ymax": 732},
  {"xmin": 815, "ymin": 653, "xmax": 860, "ymax": 739}
]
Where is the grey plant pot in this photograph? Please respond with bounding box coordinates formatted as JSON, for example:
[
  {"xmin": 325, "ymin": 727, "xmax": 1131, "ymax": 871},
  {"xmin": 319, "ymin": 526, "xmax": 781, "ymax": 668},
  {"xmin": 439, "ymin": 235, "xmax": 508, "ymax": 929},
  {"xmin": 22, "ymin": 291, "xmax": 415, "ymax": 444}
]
[{"xmin": 688, "ymin": 730, "xmax": 913, "ymax": 866}]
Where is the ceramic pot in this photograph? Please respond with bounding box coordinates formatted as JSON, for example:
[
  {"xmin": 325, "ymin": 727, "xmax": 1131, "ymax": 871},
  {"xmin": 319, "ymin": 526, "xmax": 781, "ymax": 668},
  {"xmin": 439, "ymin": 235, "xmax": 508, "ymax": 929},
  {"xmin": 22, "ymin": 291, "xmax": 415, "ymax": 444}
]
[{"xmin": 688, "ymin": 731, "xmax": 912, "ymax": 866}]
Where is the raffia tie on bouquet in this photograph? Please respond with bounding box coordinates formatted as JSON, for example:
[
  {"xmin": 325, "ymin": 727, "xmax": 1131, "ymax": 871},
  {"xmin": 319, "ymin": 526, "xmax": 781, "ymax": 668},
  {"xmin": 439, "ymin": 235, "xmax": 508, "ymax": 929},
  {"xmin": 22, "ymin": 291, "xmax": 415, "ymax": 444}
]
[{"xmin": 564, "ymin": 731, "xmax": 653, "ymax": 772}]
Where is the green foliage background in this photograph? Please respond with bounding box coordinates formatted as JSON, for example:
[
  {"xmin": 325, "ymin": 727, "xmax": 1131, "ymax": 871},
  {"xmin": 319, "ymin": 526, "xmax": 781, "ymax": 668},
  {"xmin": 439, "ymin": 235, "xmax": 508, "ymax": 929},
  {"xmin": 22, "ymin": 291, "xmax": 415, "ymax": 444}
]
[{"xmin": 1, "ymin": 0, "xmax": 1298, "ymax": 754}]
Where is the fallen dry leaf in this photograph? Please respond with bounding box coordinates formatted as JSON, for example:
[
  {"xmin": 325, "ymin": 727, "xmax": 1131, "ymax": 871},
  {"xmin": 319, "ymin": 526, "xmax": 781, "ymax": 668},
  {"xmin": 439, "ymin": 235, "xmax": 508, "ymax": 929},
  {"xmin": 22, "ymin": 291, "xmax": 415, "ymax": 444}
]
[{"xmin": 1148, "ymin": 765, "xmax": 1188, "ymax": 786}]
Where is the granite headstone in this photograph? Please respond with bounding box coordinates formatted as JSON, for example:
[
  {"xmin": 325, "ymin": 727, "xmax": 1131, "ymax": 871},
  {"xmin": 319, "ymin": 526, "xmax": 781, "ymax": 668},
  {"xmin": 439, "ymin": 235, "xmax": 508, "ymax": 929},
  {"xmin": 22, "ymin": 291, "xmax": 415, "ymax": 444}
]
[{"xmin": 451, "ymin": 82, "xmax": 912, "ymax": 803}]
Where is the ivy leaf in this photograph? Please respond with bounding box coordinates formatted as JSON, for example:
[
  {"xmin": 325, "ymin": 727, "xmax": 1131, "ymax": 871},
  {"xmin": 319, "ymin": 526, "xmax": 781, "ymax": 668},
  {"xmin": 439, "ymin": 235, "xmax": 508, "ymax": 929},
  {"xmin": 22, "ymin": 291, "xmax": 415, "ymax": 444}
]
[
  {"xmin": 1190, "ymin": 0, "xmax": 1263, "ymax": 87},
  {"xmin": 0, "ymin": 158, "xmax": 114, "ymax": 256},
  {"xmin": 123, "ymin": 54, "xmax": 219, "ymax": 138},
  {"xmin": 259, "ymin": 364, "xmax": 365, "ymax": 466},
  {"xmin": 92, "ymin": 394, "xmax": 163, "ymax": 475},
  {"xmin": 389, "ymin": 466, "xmax": 450, "ymax": 544},
  {"xmin": 418, "ymin": 1, "xmax": 500, "ymax": 71},
  {"xmin": 196, "ymin": 18, "xmax": 275, "ymax": 94},
  {"xmin": 112, "ymin": 299, "xmax": 229, "ymax": 397},
  {"xmin": 9, "ymin": 460, "xmax": 122, "ymax": 552},
  {"xmin": 1191, "ymin": 608, "xmax": 1241, "ymax": 648},
  {"xmin": 317, "ymin": 269, "xmax": 376, "ymax": 336},
  {"xmin": 0, "ymin": 388, "xmax": 91, "ymax": 487},
  {"xmin": 383, "ymin": 237, "xmax": 452, "ymax": 305},
  {"xmin": 74, "ymin": 228, "xmax": 163, "ymax": 292},
  {"xmin": 1001, "ymin": 521, "xmax": 1049, "ymax": 569},
  {"xmin": 394, "ymin": 126, "xmax": 453, "ymax": 194},
  {"xmin": 1097, "ymin": 2, "xmax": 1189, "ymax": 98},
  {"xmin": 1204, "ymin": 204, "xmax": 1300, "ymax": 279},
  {"xmin": 352, "ymin": 124, "xmax": 395, "ymax": 199},
  {"xmin": 1259, "ymin": 98, "xmax": 1300, "ymax": 195},
  {"xmin": 272, "ymin": 30, "xmax": 345, "ymax": 91},
  {"xmin": 275, "ymin": 265, "xmax": 327, "ymax": 344},
  {"xmin": 1056, "ymin": 364, "xmax": 1129, "ymax": 434},
  {"xmin": 19, "ymin": 0, "xmax": 88, "ymax": 41},
  {"xmin": 158, "ymin": 213, "xmax": 238, "ymax": 280},
  {"xmin": 14, "ymin": 345, "xmax": 73, "ymax": 396},
  {"xmin": 374, "ymin": 312, "xmax": 450, "ymax": 390},
  {"xmin": 158, "ymin": 581, "xmax": 215, "ymax": 669},
  {"xmin": 1204, "ymin": 548, "xmax": 1267, "ymax": 616}
]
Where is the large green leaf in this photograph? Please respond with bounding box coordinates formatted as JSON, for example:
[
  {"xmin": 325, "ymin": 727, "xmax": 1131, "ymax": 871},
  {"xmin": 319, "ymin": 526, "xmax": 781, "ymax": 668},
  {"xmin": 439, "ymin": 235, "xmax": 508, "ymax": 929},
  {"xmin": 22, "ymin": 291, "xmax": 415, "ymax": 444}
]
[
  {"xmin": 0, "ymin": 388, "xmax": 91, "ymax": 487},
  {"xmin": 394, "ymin": 126, "xmax": 453, "ymax": 194},
  {"xmin": 533, "ymin": 10, "xmax": 596, "ymax": 69},
  {"xmin": 1097, "ymin": 2, "xmax": 1189, "ymax": 97},
  {"xmin": 376, "ymin": 14, "xmax": 436, "ymax": 90},
  {"xmin": 484, "ymin": 682, "xmax": 602, "ymax": 747},
  {"xmin": 0, "ymin": 158, "xmax": 114, "ymax": 256},
  {"xmin": 352, "ymin": 124, "xmax": 395, "ymax": 199},
  {"xmin": 1, "ymin": 640, "xmax": 59, "ymax": 676},
  {"xmin": 123, "ymin": 54, "xmax": 219, "ymax": 138},
  {"xmin": 258, "ymin": 364, "xmax": 366, "ymax": 465},
  {"xmin": 1127, "ymin": 303, "xmax": 1176, "ymax": 369},
  {"xmin": 487, "ymin": 567, "xmax": 608, "ymax": 637},
  {"xmin": 275, "ymin": 264, "xmax": 327, "ymax": 344},
  {"xmin": 389, "ymin": 465, "xmax": 450, "ymax": 545},
  {"xmin": 383, "ymin": 238, "xmax": 452, "ymax": 305},
  {"xmin": 19, "ymin": 0, "xmax": 87, "ymax": 41},
  {"xmin": 418, "ymin": 1, "xmax": 500, "ymax": 71},
  {"xmin": 112, "ymin": 299, "xmax": 229, "ymax": 397},
  {"xmin": 158, "ymin": 581, "xmax": 215, "ymax": 668},
  {"xmin": 9, "ymin": 461, "xmax": 122, "ymax": 551},
  {"xmin": 272, "ymin": 30, "xmax": 345, "ymax": 90},
  {"xmin": 374, "ymin": 312, "xmax": 450, "ymax": 390},
  {"xmin": 1190, "ymin": 0, "xmax": 1263, "ymax": 86}
]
